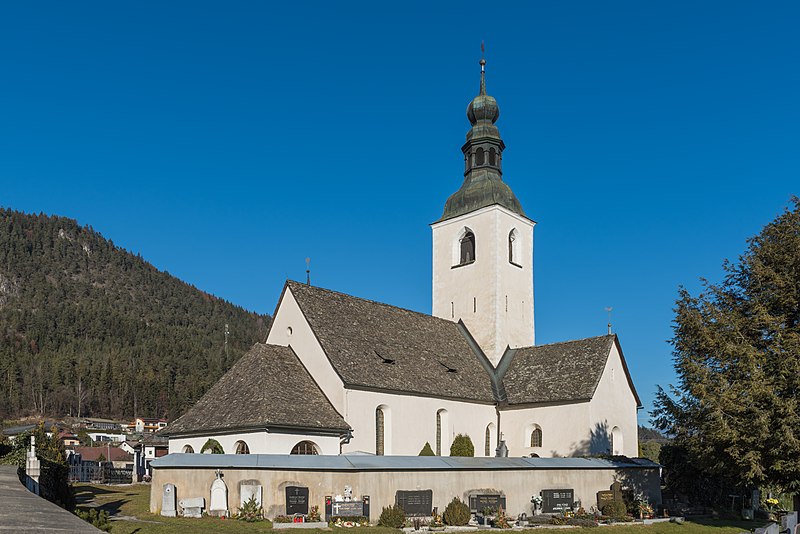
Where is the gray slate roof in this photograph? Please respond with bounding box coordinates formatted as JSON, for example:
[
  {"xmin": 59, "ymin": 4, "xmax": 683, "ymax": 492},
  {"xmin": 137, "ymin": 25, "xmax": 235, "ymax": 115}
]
[
  {"xmin": 501, "ymin": 335, "xmax": 622, "ymax": 405},
  {"xmin": 286, "ymin": 281, "xmax": 496, "ymax": 403},
  {"xmin": 166, "ymin": 343, "xmax": 350, "ymax": 436},
  {"xmin": 152, "ymin": 453, "xmax": 660, "ymax": 471}
]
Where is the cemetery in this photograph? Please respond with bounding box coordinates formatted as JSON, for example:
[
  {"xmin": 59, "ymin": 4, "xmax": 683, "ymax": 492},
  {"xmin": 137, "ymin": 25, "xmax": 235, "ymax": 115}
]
[{"xmin": 148, "ymin": 453, "xmax": 662, "ymax": 525}]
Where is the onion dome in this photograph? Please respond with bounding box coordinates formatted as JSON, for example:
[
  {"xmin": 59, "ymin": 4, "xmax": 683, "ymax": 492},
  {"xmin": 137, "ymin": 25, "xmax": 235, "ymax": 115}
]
[{"xmin": 438, "ymin": 56, "xmax": 525, "ymax": 222}]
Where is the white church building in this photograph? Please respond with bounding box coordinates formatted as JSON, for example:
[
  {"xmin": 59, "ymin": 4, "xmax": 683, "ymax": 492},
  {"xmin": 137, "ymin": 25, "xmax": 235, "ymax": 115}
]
[{"xmin": 165, "ymin": 60, "xmax": 641, "ymax": 459}]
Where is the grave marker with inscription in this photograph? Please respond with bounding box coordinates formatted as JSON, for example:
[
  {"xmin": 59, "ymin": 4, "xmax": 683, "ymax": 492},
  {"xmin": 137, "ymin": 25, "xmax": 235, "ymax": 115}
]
[
  {"xmin": 396, "ymin": 490, "xmax": 433, "ymax": 517},
  {"xmin": 541, "ymin": 489, "xmax": 574, "ymax": 513},
  {"xmin": 286, "ymin": 486, "xmax": 309, "ymax": 515},
  {"xmin": 469, "ymin": 494, "xmax": 506, "ymax": 514}
]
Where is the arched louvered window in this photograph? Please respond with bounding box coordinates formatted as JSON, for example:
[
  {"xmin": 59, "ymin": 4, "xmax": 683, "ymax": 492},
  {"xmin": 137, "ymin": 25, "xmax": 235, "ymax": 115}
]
[
  {"xmin": 476, "ymin": 147, "xmax": 485, "ymax": 166},
  {"xmin": 182, "ymin": 445, "xmax": 194, "ymax": 454},
  {"xmin": 489, "ymin": 147, "xmax": 496, "ymax": 166},
  {"xmin": 234, "ymin": 440, "xmax": 250, "ymax": 454},
  {"xmin": 460, "ymin": 231, "xmax": 475, "ymax": 264}
]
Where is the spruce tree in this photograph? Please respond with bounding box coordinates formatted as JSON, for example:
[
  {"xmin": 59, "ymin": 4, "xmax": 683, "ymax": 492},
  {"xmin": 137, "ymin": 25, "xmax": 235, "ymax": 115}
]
[{"xmin": 653, "ymin": 198, "xmax": 800, "ymax": 496}]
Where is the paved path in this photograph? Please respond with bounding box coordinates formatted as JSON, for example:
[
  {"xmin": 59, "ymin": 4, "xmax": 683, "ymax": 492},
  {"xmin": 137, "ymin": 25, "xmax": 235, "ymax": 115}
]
[{"xmin": 0, "ymin": 465, "xmax": 101, "ymax": 533}]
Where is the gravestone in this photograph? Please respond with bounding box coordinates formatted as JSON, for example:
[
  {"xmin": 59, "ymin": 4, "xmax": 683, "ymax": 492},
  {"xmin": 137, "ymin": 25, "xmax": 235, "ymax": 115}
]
[
  {"xmin": 161, "ymin": 483, "xmax": 176, "ymax": 517},
  {"xmin": 469, "ymin": 494, "xmax": 506, "ymax": 514},
  {"xmin": 541, "ymin": 489, "xmax": 574, "ymax": 513},
  {"xmin": 209, "ymin": 470, "xmax": 228, "ymax": 517},
  {"xmin": 781, "ymin": 512, "xmax": 797, "ymax": 534},
  {"xmin": 597, "ymin": 482, "xmax": 624, "ymax": 510},
  {"xmin": 396, "ymin": 490, "xmax": 433, "ymax": 517},
  {"xmin": 286, "ymin": 486, "xmax": 309, "ymax": 515},
  {"xmin": 326, "ymin": 495, "xmax": 370, "ymax": 521},
  {"xmin": 240, "ymin": 480, "xmax": 263, "ymax": 509},
  {"xmin": 179, "ymin": 497, "xmax": 205, "ymax": 518}
]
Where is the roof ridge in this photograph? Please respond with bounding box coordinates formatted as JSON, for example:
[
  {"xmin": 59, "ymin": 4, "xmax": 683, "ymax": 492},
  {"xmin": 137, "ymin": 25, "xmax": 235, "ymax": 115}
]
[
  {"xmin": 516, "ymin": 334, "xmax": 615, "ymax": 350},
  {"xmin": 286, "ymin": 280, "xmax": 459, "ymax": 327}
]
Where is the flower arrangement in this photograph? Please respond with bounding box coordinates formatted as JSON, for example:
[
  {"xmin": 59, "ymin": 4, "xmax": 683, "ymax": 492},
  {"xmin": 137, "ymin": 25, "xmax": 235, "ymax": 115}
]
[
  {"xmin": 330, "ymin": 516, "xmax": 369, "ymax": 528},
  {"xmin": 429, "ymin": 510, "xmax": 445, "ymax": 528},
  {"xmin": 308, "ymin": 505, "xmax": 322, "ymax": 522},
  {"xmin": 494, "ymin": 506, "xmax": 512, "ymax": 529}
]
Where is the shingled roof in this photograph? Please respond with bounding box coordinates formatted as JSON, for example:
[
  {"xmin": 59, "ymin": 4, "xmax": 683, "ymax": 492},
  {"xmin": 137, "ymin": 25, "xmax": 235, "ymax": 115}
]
[
  {"xmin": 166, "ymin": 343, "xmax": 350, "ymax": 436},
  {"xmin": 286, "ymin": 281, "xmax": 496, "ymax": 403},
  {"xmin": 500, "ymin": 335, "xmax": 624, "ymax": 405}
]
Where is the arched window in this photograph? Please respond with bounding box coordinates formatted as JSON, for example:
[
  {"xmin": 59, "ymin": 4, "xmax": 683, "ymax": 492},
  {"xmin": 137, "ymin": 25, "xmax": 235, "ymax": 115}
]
[
  {"xmin": 460, "ymin": 231, "xmax": 475, "ymax": 264},
  {"xmin": 485, "ymin": 426, "xmax": 491, "ymax": 456},
  {"xmin": 181, "ymin": 445, "xmax": 194, "ymax": 454},
  {"xmin": 489, "ymin": 148, "xmax": 496, "ymax": 166},
  {"xmin": 435, "ymin": 409, "xmax": 449, "ymax": 455},
  {"xmin": 291, "ymin": 441, "xmax": 319, "ymax": 455},
  {"xmin": 476, "ymin": 147, "xmax": 485, "ymax": 166},
  {"xmin": 530, "ymin": 427, "xmax": 542, "ymax": 448},
  {"xmin": 611, "ymin": 426, "xmax": 623, "ymax": 455},
  {"xmin": 508, "ymin": 229, "xmax": 519, "ymax": 265},
  {"xmin": 234, "ymin": 440, "xmax": 250, "ymax": 454},
  {"xmin": 376, "ymin": 407, "xmax": 385, "ymax": 456}
]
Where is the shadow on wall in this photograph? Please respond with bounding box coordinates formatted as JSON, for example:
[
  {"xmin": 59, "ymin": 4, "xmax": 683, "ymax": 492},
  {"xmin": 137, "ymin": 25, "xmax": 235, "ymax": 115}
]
[{"xmin": 569, "ymin": 421, "xmax": 612, "ymax": 457}]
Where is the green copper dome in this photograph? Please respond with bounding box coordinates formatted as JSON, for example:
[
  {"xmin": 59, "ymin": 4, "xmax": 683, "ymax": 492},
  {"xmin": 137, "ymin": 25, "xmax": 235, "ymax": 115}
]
[{"xmin": 438, "ymin": 58, "xmax": 525, "ymax": 222}]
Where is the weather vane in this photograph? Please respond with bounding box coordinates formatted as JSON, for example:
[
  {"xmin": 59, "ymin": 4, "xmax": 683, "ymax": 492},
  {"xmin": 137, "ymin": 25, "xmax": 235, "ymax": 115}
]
[{"xmin": 306, "ymin": 257, "xmax": 311, "ymax": 286}]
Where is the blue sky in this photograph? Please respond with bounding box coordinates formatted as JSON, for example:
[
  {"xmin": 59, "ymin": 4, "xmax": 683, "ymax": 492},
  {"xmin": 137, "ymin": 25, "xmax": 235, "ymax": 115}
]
[{"xmin": 2, "ymin": 2, "xmax": 798, "ymax": 426}]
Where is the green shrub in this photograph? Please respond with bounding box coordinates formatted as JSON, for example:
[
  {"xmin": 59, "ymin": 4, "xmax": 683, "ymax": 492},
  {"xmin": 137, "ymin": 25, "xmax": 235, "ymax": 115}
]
[
  {"xmin": 200, "ymin": 438, "xmax": 224, "ymax": 454},
  {"xmin": 566, "ymin": 518, "xmax": 599, "ymax": 528},
  {"xmin": 601, "ymin": 500, "xmax": 628, "ymax": 519},
  {"xmin": 75, "ymin": 508, "xmax": 112, "ymax": 532},
  {"xmin": 237, "ymin": 495, "xmax": 263, "ymax": 522},
  {"xmin": 443, "ymin": 497, "xmax": 471, "ymax": 526},
  {"xmin": 419, "ymin": 442, "xmax": 435, "ymax": 456},
  {"xmin": 449, "ymin": 434, "xmax": 474, "ymax": 457},
  {"xmin": 378, "ymin": 504, "xmax": 405, "ymax": 528}
]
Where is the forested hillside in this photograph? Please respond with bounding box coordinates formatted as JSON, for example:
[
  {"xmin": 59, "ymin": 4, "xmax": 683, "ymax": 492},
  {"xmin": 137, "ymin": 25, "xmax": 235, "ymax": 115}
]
[{"xmin": 0, "ymin": 208, "xmax": 270, "ymax": 420}]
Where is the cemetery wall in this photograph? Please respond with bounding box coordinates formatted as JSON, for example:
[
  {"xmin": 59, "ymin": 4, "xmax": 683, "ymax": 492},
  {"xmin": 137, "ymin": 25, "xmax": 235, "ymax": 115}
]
[{"xmin": 150, "ymin": 461, "xmax": 661, "ymax": 519}]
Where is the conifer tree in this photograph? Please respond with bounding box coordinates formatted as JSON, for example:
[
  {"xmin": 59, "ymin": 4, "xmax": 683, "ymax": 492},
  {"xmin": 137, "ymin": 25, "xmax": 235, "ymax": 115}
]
[{"xmin": 653, "ymin": 198, "xmax": 800, "ymax": 496}]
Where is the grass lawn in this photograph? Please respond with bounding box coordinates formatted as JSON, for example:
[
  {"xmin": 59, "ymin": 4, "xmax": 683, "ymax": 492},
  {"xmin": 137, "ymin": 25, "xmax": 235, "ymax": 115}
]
[{"xmin": 73, "ymin": 483, "xmax": 764, "ymax": 534}]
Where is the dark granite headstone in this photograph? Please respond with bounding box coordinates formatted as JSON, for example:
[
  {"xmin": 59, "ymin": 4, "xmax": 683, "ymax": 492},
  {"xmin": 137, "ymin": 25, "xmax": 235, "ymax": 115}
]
[
  {"xmin": 286, "ymin": 486, "xmax": 309, "ymax": 515},
  {"xmin": 597, "ymin": 490, "xmax": 615, "ymax": 509},
  {"xmin": 469, "ymin": 494, "xmax": 506, "ymax": 513},
  {"xmin": 542, "ymin": 489, "xmax": 574, "ymax": 513},
  {"xmin": 396, "ymin": 490, "xmax": 433, "ymax": 517}
]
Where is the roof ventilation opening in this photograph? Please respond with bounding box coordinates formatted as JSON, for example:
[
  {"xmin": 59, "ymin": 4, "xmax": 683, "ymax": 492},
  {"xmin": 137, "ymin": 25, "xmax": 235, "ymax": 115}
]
[
  {"xmin": 438, "ymin": 360, "xmax": 458, "ymax": 373},
  {"xmin": 375, "ymin": 350, "xmax": 395, "ymax": 365}
]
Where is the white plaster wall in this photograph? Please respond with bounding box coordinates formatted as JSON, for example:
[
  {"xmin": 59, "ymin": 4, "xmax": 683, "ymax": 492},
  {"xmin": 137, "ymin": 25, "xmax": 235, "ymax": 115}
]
[
  {"xmin": 341, "ymin": 389, "xmax": 498, "ymax": 456},
  {"xmin": 169, "ymin": 431, "xmax": 340, "ymax": 455},
  {"xmin": 588, "ymin": 343, "xmax": 639, "ymax": 457},
  {"xmin": 500, "ymin": 343, "xmax": 640, "ymax": 458},
  {"xmin": 500, "ymin": 401, "xmax": 591, "ymax": 458},
  {"xmin": 266, "ymin": 287, "xmax": 347, "ymax": 414},
  {"xmin": 151, "ymin": 464, "xmax": 662, "ymax": 517},
  {"xmin": 432, "ymin": 205, "xmax": 535, "ymax": 365}
]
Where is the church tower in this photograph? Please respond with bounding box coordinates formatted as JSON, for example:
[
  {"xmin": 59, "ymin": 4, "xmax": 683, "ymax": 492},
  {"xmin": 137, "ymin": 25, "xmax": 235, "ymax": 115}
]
[{"xmin": 431, "ymin": 58, "xmax": 535, "ymax": 365}]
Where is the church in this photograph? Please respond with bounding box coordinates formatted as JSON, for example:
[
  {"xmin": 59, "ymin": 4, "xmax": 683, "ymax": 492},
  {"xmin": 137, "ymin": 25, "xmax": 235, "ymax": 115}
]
[{"xmin": 165, "ymin": 59, "xmax": 641, "ymax": 459}]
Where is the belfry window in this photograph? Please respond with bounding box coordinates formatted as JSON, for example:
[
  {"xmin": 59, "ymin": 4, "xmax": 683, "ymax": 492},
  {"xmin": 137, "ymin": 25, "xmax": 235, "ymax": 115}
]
[
  {"xmin": 234, "ymin": 440, "xmax": 250, "ymax": 454},
  {"xmin": 508, "ymin": 229, "xmax": 519, "ymax": 265},
  {"xmin": 489, "ymin": 148, "xmax": 496, "ymax": 166},
  {"xmin": 476, "ymin": 147, "xmax": 485, "ymax": 166},
  {"xmin": 460, "ymin": 231, "xmax": 475, "ymax": 264}
]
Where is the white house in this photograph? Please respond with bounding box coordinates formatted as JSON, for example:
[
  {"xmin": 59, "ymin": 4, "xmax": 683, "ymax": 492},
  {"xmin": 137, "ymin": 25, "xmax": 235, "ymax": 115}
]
[{"xmin": 166, "ymin": 59, "xmax": 641, "ymax": 459}]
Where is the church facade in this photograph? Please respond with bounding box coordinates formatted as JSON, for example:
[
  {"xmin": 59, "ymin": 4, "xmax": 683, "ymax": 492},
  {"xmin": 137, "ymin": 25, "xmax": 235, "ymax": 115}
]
[{"xmin": 166, "ymin": 60, "xmax": 641, "ymax": 459}]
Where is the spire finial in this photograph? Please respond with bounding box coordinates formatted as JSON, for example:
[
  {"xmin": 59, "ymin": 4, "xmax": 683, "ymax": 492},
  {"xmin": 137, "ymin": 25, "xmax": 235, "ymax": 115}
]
[{"xmin": 479, "ymin": 41, "xmax": 486, "ymax": 95}]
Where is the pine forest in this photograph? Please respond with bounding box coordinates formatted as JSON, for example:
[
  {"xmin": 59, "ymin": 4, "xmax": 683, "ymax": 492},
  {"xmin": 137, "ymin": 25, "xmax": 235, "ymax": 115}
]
[{"xmin": 0, "ymin": 208, "xmax": 271, "ymax": 421}]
